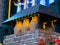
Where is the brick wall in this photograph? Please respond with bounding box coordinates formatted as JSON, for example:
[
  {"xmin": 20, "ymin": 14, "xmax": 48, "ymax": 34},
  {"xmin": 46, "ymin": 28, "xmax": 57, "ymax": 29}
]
[
  {"xmin": 3, "ymin": 30, "xmax": 39, "ymax": 45},
  {"xmin": 3, "ymin": 29, "xmax": 60, "ymax": 45}
]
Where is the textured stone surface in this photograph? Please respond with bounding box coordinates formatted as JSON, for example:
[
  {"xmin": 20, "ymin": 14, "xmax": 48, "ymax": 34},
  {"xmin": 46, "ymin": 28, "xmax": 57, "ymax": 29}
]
[
  {"xmin": 0, "ymin": 0, "xmax": 3, "ymax": 27},
  {"xmin": 3, "ymin": 29, "xmax": 60, "ymax": 45}
]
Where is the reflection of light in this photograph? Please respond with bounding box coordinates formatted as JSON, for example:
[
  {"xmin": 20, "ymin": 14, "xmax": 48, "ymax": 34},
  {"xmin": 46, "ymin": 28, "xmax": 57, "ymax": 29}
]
[
  {"xmin": 51, "ymin": 20, "xmax": 57, "ymax": 28},
  {"xmin": 49, "ymin": 0, "xmax": 54, "ymax": 4},
  {"xmin": 51, "ymin": 21, "xmax": 54, "ymax": 28},
  {"xmin": 24, "ymin": 0, "xmax": 27, "ymax": 9},
  {"xmin": 8, "ymin": 0, "xmax": 11, "ymax": 18},
  {"xmin": 40, "ymin": 0, "xmax": 54, "ymax": 6},
  {"xmin": 40, "ymin": 0, "xmax": 45, "ymax": 5},
  {"xmin": 54, "ymin": 20, "xmax": 57, "ymax": 22},
  {"xmin": 32, "ymin": 0, "xmax": 36, "ymax": 6},
  {"xmin": 43, "ymin": 22, "xmax": 46, "ymax": 30}
]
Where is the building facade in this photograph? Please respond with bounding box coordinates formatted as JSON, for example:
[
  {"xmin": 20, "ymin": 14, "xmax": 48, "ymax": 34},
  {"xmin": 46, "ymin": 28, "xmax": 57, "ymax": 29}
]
[
  {"xmin": 50, "ymin": 0, "xmax": 60, "ymax": 14},
  {"xmin": 50, "ymin": 0, "xmax": 60, "ymax": 33},
  {"xmin": 0, "ymin": 0, "xmax": 60, "ymax": 44},
  {"xmin": 0, "ymin": 0, "xmax": 4, "ymax": 43}
]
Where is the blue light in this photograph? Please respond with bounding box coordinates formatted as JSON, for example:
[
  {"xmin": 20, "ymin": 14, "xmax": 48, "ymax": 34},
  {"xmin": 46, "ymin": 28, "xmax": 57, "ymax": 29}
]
[
  {"xmin": 36, "ymin": 0, "xmax": 40, "ymax": 4},
  {"xmin": 28, "ymin": 3, "xmax": 32, "ymax": 8},
  {"xmin": 45, "ymin": 0, "xmax": 50, "ymax": 7},
  {"xmin": 21, "ymin": 0, "xmax": 54, "ymax": 10},
  {"xmin": 49, "ymin": 0, "xmax": 54, "ymax": 4}
]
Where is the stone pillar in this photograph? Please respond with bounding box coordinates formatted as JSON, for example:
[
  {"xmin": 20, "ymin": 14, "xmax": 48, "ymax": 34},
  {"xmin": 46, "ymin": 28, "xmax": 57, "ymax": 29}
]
[
  {"xmin": 0, "ymin": 0, "xmax": 6, "ymax": 43},
  {"xmin": 38, "ymin": 15, "xmax": 42, "ymax": 29},
  {"xmin": 0, "ymin": 0, "xmax": 4, "ymax": 27},
  {"xmin": 54, "ymin": 21, "xmax": 60, "ymax": 33}
]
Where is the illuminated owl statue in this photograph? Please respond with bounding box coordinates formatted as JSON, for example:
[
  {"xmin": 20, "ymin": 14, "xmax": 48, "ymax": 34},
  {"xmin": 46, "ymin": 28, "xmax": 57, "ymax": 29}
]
[
  {"xmin": 14, "ymin": 21, "xmax": 22, "ymax": 34},
  {"xmin": 30, "ymin": 16, "xmax": 38, "ymax": 31},
  {"xmin": 21, "ymin": 19, "xmax": 30, "ymax": 33}
]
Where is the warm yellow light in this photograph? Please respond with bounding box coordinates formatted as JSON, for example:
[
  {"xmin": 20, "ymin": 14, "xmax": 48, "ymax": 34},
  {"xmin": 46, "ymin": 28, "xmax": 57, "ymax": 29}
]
[
  {"xmin": 8, "ymin": 0, "xmax": 11, "ymax": 18},
  {"xmin": 54, "ymin": 20, "xmax": 57, "ymax": 22},
  {"xmin": 37, "ymin": 13, "xmax": 40, "ymax": 17},
  {"xmin": 16, "ymin": 21, "xmax": 22, "ymax": 28},
  {"xmin": 51, "ymin": 21, "xmax": 54, "ymax": 28},
  {"xmin": 58, "ymin": 36, "xmax": 60, "ymax": 39},
  {"xmin": 23, "ymin": 19, "xmax": 30, "ymax": 27},
  {"xmin": 32, "ymin": 16, "xmax": 38, "ymax": 23},
  {"xmin": 14, "ymin": 21, "xmax": 23, "ymax": 34},
  {"xmin": 0, "ymin": 43, "xmax": 2, "ymax": 45},
  {"xmin": 21, "ymin": 19, "xmax": 30, "ymax": 33},
  {"xmin": 43, "ymin": 22, "xmax": 46, "ymax": 30}
]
